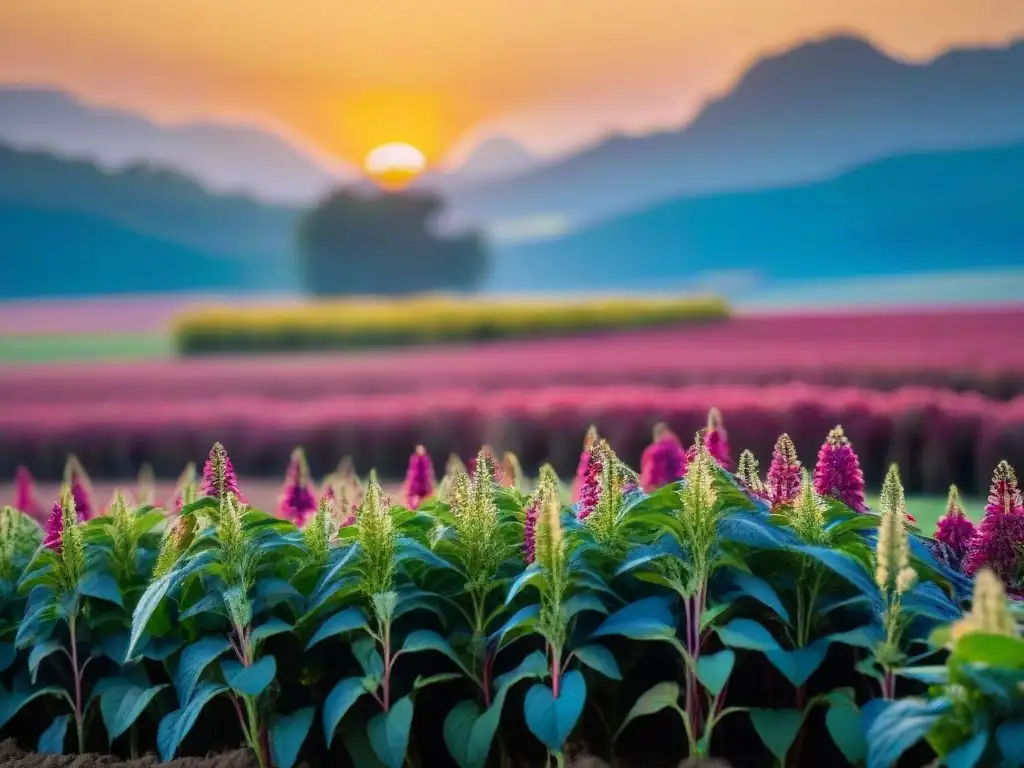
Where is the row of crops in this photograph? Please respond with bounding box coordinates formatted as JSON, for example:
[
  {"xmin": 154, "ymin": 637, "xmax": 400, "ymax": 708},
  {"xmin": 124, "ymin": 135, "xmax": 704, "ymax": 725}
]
[{"xmin": 1, "ymin": 420, "xmax": 1022, "ymax": 767}]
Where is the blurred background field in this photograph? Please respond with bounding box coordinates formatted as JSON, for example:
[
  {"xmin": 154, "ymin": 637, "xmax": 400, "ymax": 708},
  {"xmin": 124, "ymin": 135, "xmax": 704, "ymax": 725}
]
[{"xmin": 1, "ymin": 3, "xmax": 1023, "ymax": 511}]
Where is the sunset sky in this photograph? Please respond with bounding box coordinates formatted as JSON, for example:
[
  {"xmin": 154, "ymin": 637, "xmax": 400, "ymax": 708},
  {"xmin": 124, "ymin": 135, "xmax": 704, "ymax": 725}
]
[{"xmin": 1, "ymin": 0, "xmax": 1022, "ymax": 168}]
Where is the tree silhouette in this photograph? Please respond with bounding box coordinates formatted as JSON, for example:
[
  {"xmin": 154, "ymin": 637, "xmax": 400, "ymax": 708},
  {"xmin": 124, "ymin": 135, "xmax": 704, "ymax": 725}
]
[{"xmin": 297, "ymin": 187, "xmax": 487, "ymax": 296}]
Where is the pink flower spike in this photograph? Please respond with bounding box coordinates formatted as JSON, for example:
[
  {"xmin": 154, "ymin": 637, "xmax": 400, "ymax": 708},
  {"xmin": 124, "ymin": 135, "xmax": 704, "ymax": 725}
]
[
  {"xmin": 523, "ymin": 497, "xmax": 540, "ymax": 564},
  {"xmin": 766, "ymin": 434, "xmax": 802, "ymax": 511},
  {"xmin": 401, "ymin": 445, "xmax": 435, "ymax": 510},
  {"xmin": 572, "ymin": 426, "xmax": 600, "ymax": 503},
  {"xmin": 963, "ymin": 461, "xmax": 1024, "ymax": 588},
  {"xmin": 43, "ymin": 502, "xmax": 63, "ymax": 552},
  {"xmin": 934, "ymin": 485, "xmax": 976, "ymax": 566},
  {"xmin": 278, "ymin": 448, "xmax": 317, "ymax": 525},
  {"xmin": 14, "ymin": 466, "xmax": 43, "ymax": 521},
  {"xmin": 812, "ymin": 426, "xmax": 867, "ymax": 513},
  {"xmin": 576, "ymin": 446, "xmax": 603, "ymax": 520},
  {"xmin": 640, "ymin": 423, "xmax": 688, "ymax": 492},
  {"xmin": 201, "ymin": 442, "xmax": 247, "ymax": 504}
]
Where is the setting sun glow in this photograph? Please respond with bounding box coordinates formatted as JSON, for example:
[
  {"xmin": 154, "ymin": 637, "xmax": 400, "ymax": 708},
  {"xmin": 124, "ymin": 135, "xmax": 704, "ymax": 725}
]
[{"xmin": 364, "ymin": 142, "xmax": 427, "ymax": 188}]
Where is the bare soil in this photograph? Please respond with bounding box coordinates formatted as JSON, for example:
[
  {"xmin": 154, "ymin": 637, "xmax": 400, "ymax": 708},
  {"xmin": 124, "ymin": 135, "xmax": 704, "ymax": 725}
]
[{"xmin": 0, "ymin": 741, "xmax": 259, "ymax": 768}]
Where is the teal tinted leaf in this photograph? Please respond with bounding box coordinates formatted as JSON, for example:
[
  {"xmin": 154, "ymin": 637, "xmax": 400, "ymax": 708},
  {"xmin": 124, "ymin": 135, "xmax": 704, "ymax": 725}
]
[
  {"xmin": 794, "ymin": 545, "xmax": 881, "ymax": 607},
  {"xmin": 15, "ymin": 603, "xmax": 58, "ymax": 649},
  {"xmin": 311, "ymin": 544, "xmax": 360, "ymax": 599},
  {"xmin": 750, "ymin": 708, "xmax": 804, "ymax": 760},
  {"xmin": 400, "ymin": 630, "xmax": 471, "ymax": 677},
  {"xmin": 825, "ymin": 694, "xmax": 866, "ymax": 764},
  {"xmin": 38, "ymin": 713, "xmax": 69, "ymax": 753},
  {"xmin": 614, "ymin": 538, "xmax": 683, "ymax": 576},
  {"xmin": 306, "ymin": 607, "xmax": 368, "ymax": 651},
  {"xmin": 140, "ymin": 634, "xmax": 183, "ymax": 662},
  {"xmin": 615, "ymin": 682, "xmax": 681, "ymax": 740},
  {"xmin": 505, "ymin": 563, "xmax": 543, "ymax": 605},
  {"xmin": 270, "ymin": 707, "xmax": 316, "ymax": 768},
  {"xmin": 340, "ymin": 718, "xmax": 389, "ymax": 768},
  {"xmin": 28, "ymin": 640, "xmax": 65, "ymax": 684},
  {"xmin": 563, "ymin": 594, "xmax": 608, "ymax": 622},
  {"xmin": 718, "ymin": 512, "xmax": 798, "ymax": 550},
  {"xmin": 901, "ymin": 582, "xmax": 961, "ymax": 622},
  {"xmin": 179, "ymin": 594, "xmax": 224, "ymax": 620},
  {"xmin": 395, "ymin": 537, "xmax": 458, "ymax": 572},
  {"xmin": 323, "ymin": 677, "xmax": 370, "ymax": 747},
  {"xmin": 254, "ymin": 577, "xmax": 305, "ymax": 611},
  {"xmin": 444, "ymin": 700, "xmax": 488, "ymax": 768},
  {"xmin": 489, "ymin": 603, "xmax": 540, "ymax": 650},
  {"xmin": 995, "ymin": 721, "xmax": 1024, "ymax": 764},
  {"xmin": 0, "ymin": 643, "xmax": 16, "ymax": 673},
  {"xmin": 727, "ymin": 572, "xmax": 790, "ymax": 623},
  {"xmin": 251, "ymin": 618, "xmax": 293, "ymax": 647},
  {"xmin": 696, "ymin": 650, "xmax": 735, "ymax": 696},
  {"xmin": 716, "ymin": 619, "xmax": 782, "ymax": 652},
  {"xmin": 100, "ymin": 632, "xmax": 131, "ymax": 667},
  {"xmin": 765, "ymin": 640, "xmax": 829, "ymax": 687},
  {"xmin": 493, "ymin": 650, "xmax": 549, "ymax": 693},
  {"xmin": 79, "ymin": 571, "xmax": 124, "ymax": 607},
  {"xmin": 368, "ymin": 694, "xmax": 415, "ymax": 768},
  {"xmin": 523, "ymin": 671, "xmax": 586, "ymax": 751},
  {"xmin": 351, "ymin": 636, "xmax": 385, "ymax": 680},
  {"xmin": 392, "ymin": 589, "xmax": 447, "ymax": 625},
  {"xmin": 946, "ymin": 732, "xmax": 988, "ymax": 768},
  {"xmin": 157, "ymin": 682, "xmax": 226, "ymax": 761},
  {"xmin": 591, "ymin": 597, "xmax": 675, "ymax": 642},
  {"xmin": 222, "ymin": 656, "xmax": 276, "ymax": 697},
  {"xmin": 0, "ymin": 683, "xmax": 64, "ymax": 730},
  {"xmin": 865, "ymin": 697, "xmax": 951, "ymax": 768},
  {"xmin": 101, "ymin": 682, "xmax": 169, "ymax": 742},
  {"xmin": 573, "ymin": 645, "xmax": 621, "ymax": 680},
  {"xmin": 174, "ymin": 637, "xmax": 231, "ymax": 703},
  {"xmin": 126, "ymin": 572, "xmax": 175, "ymax": 661},
  {"xmin": 825, "ymin": 624, "xmax": 884, "ymax": 651}
]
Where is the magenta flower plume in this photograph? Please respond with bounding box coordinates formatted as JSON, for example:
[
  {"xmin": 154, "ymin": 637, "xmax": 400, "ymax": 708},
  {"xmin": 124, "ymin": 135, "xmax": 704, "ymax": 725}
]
[
  {"xmin": 43, "ymin": 502, "xmax": 63, "ymax": 552},
  {"xmin": 523, "ymin": 496, "xmax": 540, "ymax": 564},
  {"xmin": 13, "ymin": 466, "xmax": 43, "ymax": 520},
  {"xmin": 640, "ymin": 423, "xmax": 688, "ymax": 493},
  {"xmin": 202, "ymin": 442, "xmax": 247, "ymax": 504},
  {"xmin": 934, "ymin": 485, "xmax": 976, "ymax": 568},
  {"xmin": 703, "ymin": 408, "xmax": 733, "ymax": 470},
  {"xmin": 572, "ymin": 425, "xmax": 600, "ymax": 503},
  {"xmin": 964, "ymin": 462, "xmax": 1024, "ymax": 592},
  {"xmin": 577, "ymin": 446, "xmax": 603, "ymax": 520},
  {"xmin": 766, "ymin": 434, "xmax": 802, "ymax": 511},
  {"xmin": 278, "ymin": 448, "xmax": 317, "ymax": 524},
  {"xmin": 402, "ymin": 445, "xmax": 435, "ymax": 510},
  {"xmin": 812, "ymin": 425, "xmax": 867, "ymax": 513}
]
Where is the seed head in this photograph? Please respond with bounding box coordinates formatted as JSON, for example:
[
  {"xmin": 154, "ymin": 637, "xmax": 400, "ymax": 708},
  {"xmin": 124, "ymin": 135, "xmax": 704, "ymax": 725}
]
[
  {"xmin": 501, "ymin": 451, "xmax": 523, "ymax": 491},
  {"xmin": 202, "ymin": 442, "xmax": 246, "ymax": 504},
  {"xmin": 766, "ymin": 434, "xmax": 802, "ymax": 511},
  {"xmin": 950, "ymin": 568, "xmax": 1019, "ymax": 642},
  {"xmin": 790, "ymin": 469, "xmax": 827, "ymax": 544},
  {"xmin": 356, "ymin": 472, "xmax": 397, "ymax": 597},
  {"xmin": 875, "ymin": 465, "xmax": 916, "ymax": 595},
  {"xmin": 736, "ymin": 450, "xmax": 765, "ymax": 497}
]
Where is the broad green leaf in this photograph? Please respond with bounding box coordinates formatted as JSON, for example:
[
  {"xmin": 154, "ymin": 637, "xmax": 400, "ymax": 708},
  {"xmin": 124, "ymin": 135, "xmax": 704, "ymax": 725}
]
[
  {"xmin": 79, "ymin": 571, "xmax": 124, "ymax": 607},
  {"xmin": 251, "ymin": 618, "xmax": 293, "ymax": 647},
  {"xmin": 615, "ymin": 681, "xmax": 681, "ymax": 740},
  {"xmin": 945, "ymin": 733, "xmax": 988, "ymax": 768},
  {"xmin": 368, "ymin": 694, "xmax": 415, "ymax": 768},
  {"xmin": 157, "ymin": 682, "xmax": 227, "ymax": 761},
  {"xmin": 270, "ymin": 707, "xmax": 316, "ymax": 768},
  {"xmin": 179, "ymin": 594, "xmax": 224, "ymax": 621},
  {"xmin": 28, "ymin": 639, "xmax": 65, "ymax": 684},
  {"xmin": 749, "ymin": 708, "xmax": 803, "ymax": 760},
  {"xmin": 505, "ymin": 563, "xmax": 544, "ymax": 606},
  {"xmin": 523, "ymin": 671, "xmax": 586, "ymax": 751},
  {"xmin": 174, "ymin": 637, "xmax": 231, "ymax": 703},
  {"xmin": 488, "ymin": 603, "xmax": 540, "ymax": 650},
  {"xmin": 793, "ymin": 545, "xmax": 881, "ymax": 608},
  {"xmin": 573, "ymin": 645, "xmax": 621, "ymax": 680},
  {"xmin": 563, "ymin": 594, "xmax": 608, "ymax": 622},
  {"xmin": 323, "ymin": 676, "xmax": 371, "ymax": 747},
  {"xmin": 0, "ymin": 682, "xmax": 64, "ymax": 730},
  {"xmin": 764, "ymin": 640, "xmax": 829, "ymax": 687},
  {"xmin": 825, "ymin": 690, "xmax": 866, "ymax": 764},
  {"xmin": 865, "ymin": 697, "xmax": 951, "ymax": 768},
  {"xmin": 126, "ymin": 572, "xmax": 175, "ymax": 660},
  {"xmin": 222, "ymin": 656, "xmax": 277, "ymax": 697},
  {"xmin": 716, "ymin": 619, "xmax": 782, "ymax": 652},
  {"xmin": 493, "ymin": 650, "xmax": 549, "ymax": 692},
  {"xmin": 728, "ymin": 572, "xmax": 790, "ymax": 623},
  {"xmin": 591, "ymin": 597, "xmax": 675, "ymax": 642},
  {"xmin": 400, "ymin": 630, "xmax": 472, "ymax": 677},
  {"xmin": 995, "ymin": 721, "xmax": 1024, "ymax": 764},
  {"xmin": 955, "ymin": 633, "xmax": 1024, "ymax": 669},
  {"xmin": 38, "ymin": 713, "xmax": 69, "ymax": 753},
  {"xmin": 718, "ymin": 512, "xmax": 798, "ymax": 550},
  {"xmin": 696, "ymin": 650, "xmax": 735, "ymax": 696},
  {"xmin": 101, "ymin": 682, "xmax": 169, "ymax": 742},
  {"xmin": 306, "ymin": 607, "xmax": 368, "ymax": 651},
  {"xmin": 351, "ymin": 636, "xmax": 385, "ymax": 680}
]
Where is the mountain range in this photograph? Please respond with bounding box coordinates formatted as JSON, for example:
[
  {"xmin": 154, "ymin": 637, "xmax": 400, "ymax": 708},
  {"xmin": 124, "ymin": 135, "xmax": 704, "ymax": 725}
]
[
  {"xmin": 488, "ymin": 141, "xmax": 1024, "ymax": 293},
  {"xmin": 442, "ymin": 35, "xmax": 1024, "ymax": 232}
]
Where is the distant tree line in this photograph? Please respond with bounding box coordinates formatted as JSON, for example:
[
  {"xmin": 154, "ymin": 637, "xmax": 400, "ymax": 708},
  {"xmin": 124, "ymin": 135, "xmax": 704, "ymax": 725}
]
[{"xmin": 297, "ymin": 187, "xmax": 488, "ymax": 296}]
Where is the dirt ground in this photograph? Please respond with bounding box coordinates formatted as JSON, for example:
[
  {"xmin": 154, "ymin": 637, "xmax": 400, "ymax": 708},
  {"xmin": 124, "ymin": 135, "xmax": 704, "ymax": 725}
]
[{"xmin": 0, "ymin": 741, "xmax": 259, "ymax": 768}]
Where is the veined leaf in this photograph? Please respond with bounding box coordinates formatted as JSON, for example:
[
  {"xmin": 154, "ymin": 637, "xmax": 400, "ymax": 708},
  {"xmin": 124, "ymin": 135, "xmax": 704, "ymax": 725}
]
[
  {"xmin": 222, "ymin": 656, "xmax": 276, "ymax": 697},
  {"xmin": 157, "ymin": 682, "xmax": 227, "ymax": 762},
  {"xmin": 306, "ymin": 607, "xmax": 369, "ymax": 651},
  {"xmin": 174, "ymin": 637, "xmax": 231, "ymax": 703},
  {"xmin": 28, "ymin": 640, "xmax": 65, "ymax": 684},
  {"xmin": 0, "ymin": 680, "xmax": 65, "ymax": 731},
  {"xmin": 399, "ymin": 630, "xmax": 472, "ymax": 678},
  {"xmin": 716, "ymin": 619, "xmax": 782, "ymax": 652},
  {"xmin": 101, "ymin": 682, "xmax": 169, "ymax": 742},
  {"xmin": 615, "ymin": 681, "xmax": 682, "ymax": 740},
  {"xmin": 270, "ymin": 707, "xmax": 316, "ymax": 768},
  {"xmin": 591, "ymin": 597, "xmax": 676, "ymax": 642},
  {"xmin": 573, "ymin": 645, "xmax": 621, "ymax": 680},
  {"xmin": 523, "ymin": 671, "xmax": 586, "ymax": 751},
  {"xmin": 750, "ymin": 708, "xmax": 804, "ymax": 761},
  {"xmin": 726, "ymin": 572, "xmax": 791, "ymax": 623},
  {"xmin": 38, "ymin": 713, "xmax": 69, "ymax": 753},
  {"xmin": 323, "ymin": 676, "xmax": 372, "ymax": 747},
  {"xmin": 368, "ymin": 695, "xmax": 415, "ymax": 768},
  {"xmin": 79, "ymin": 571, "xmax": 124, "ymax": 608},
  {"xmin": 696, "ymin": 650, "xmax": 735, "ymax": 696}
]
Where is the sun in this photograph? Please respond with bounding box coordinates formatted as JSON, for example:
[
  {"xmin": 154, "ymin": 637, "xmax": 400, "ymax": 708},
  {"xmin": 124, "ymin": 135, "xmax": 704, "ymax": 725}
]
[{"xmin": 364, "ymin": 142, "xmax": 427, "ymax": 188}]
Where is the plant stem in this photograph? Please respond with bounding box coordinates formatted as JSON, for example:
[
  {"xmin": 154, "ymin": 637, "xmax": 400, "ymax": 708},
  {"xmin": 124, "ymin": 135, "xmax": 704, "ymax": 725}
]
[
  {"xmin": 68, "ymin": 612, "xmax": 85, "ymax": 753},
  {"xmin": 549, "ymin": 644, "xmax": 562, "ymax": 698},
  {"xmin": 382, "ymin": 620, "xmax": 392, "ymax": 712},
  {"xmin": 882, "ymin": 667, "xmax": 896, "ymax": 700}
]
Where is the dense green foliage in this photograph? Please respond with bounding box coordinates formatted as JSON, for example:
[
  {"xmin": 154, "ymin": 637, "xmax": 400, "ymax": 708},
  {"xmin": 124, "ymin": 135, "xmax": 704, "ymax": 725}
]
[{"xmin": 0, "ymin": 446, "xmax": 1020, "ymax": 767}]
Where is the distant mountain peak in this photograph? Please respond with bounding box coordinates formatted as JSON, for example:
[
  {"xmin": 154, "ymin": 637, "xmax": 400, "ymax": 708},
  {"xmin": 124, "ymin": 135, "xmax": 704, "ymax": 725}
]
[{"xmin": 455, "ymin": 135, "xmax": 537, "ymax": 180}]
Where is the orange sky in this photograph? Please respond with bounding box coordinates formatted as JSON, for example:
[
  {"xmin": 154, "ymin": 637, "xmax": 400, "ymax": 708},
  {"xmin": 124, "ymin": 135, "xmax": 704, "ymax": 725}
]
[{"xmin": 1, "ymin": 0, "xmax": 1022, "ymax": 167}]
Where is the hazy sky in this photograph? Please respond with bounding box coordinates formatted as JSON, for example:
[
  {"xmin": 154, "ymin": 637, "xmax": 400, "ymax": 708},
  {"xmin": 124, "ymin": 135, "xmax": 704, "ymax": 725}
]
[{"xmin": 2, "ymin": 0, "xmax": 1022, "ymax": 167}]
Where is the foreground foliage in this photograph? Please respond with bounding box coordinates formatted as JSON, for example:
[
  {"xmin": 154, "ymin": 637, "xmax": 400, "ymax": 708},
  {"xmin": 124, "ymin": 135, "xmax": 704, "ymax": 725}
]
[{"xmin": 1, "ymin": 430, "xmax": 1022, "ymax": 767}]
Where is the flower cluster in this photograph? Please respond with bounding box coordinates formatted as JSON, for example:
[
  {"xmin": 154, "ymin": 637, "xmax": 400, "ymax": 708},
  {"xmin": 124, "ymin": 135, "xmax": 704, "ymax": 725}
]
[
  {"xmin": 524, "ymin": 464, "xmax": 559, "ymax": 565},
  {"xmin": 576, "ymin": 442, "xmax": 603, "ymax": 520},
  {"xmin": 736, "ymin": 449, "xmax": 766, "ymax": 498},
  {"xmin": 572, "ymin": 425, "xmax": 600, "ymax": 502},
  {"xmin": 933, "ymin": 485, "xmax": 976, "ymax": 569},
  {"xmin": 64, "ymin": 455, "xmax": 95, "ymax": 521},
  {"xmin": 875, "ymin": 464, "xmax": 916, "ymax": 596},
  {"xmin": 13, "ymin": 466, "xmax": 42, "ymax": 521},
  {"xmin": 688, "ymin": 407, "xmax": 733, "ymax": 470},
  {"xmin": 812, "ymin": 425, "xmax": 867, "ymax": 513},
  {"xmin": 963, "ymin": 461, "xmax": 1024, "ymax": 594},
  {"xmin": 640, "ymin": 423, "xmax": 688, "ymax": 491},
  {"xmin": 766, "ymin": 434, "xmax": 802, "ymax": 510},
  {"xmin": 401, "ymin": 445, "xmax": 435, "ymax": 510},
  {"xmin": 202, "ymin": 442, "xmax": 246, "ymax": 504},
  {"xmin": 279, "ymin": 447, "xmax": 318, "ymax": 525}
]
